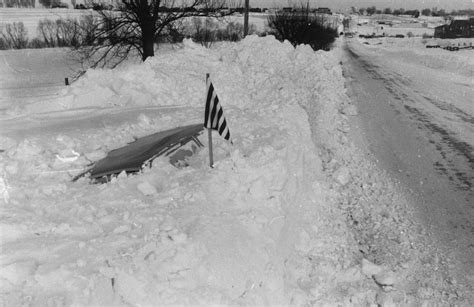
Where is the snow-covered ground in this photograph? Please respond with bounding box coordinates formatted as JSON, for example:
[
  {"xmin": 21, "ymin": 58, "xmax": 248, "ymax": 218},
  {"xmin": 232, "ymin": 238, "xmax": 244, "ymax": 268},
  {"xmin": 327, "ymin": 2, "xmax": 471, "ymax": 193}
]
[
  {"xmin": 356, "ymin": 36, "xmax": 474, "ymax": 78},
  {"xmin": 0, "ymin": 36, "xmax": 369, "ymax": 305},
  {"xmin": 351, "ymin": 15, "xmax": 445, "ymax": 37},
  {"xmin": 1, "ymin": 31, "xmax": 473, "ymax": 306}
]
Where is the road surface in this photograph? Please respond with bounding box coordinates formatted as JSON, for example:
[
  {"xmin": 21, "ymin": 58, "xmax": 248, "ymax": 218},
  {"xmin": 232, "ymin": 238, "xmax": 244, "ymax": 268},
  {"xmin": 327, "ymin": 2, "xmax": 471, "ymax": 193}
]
[{"xmin": 342, "ymin": 39, "xmax": 473, "ymax": 288}]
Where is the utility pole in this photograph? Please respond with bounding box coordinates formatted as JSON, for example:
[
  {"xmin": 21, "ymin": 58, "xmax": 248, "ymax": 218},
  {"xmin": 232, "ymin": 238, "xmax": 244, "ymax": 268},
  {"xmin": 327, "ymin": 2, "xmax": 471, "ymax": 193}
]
[{"xmin": 244, "ymin": 0, "xmax": 249, "ymax": 36}]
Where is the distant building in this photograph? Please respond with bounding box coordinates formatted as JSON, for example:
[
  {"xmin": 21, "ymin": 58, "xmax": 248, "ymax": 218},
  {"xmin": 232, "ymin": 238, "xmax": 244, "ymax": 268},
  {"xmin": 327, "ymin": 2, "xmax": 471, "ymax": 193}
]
[
  {"xmin": 315, "ymin": 7, "xmax": 332, "ymax": 15},
  {"xmin": 434, "ymin": 17, "xmax": 474, "ymax": 38}
]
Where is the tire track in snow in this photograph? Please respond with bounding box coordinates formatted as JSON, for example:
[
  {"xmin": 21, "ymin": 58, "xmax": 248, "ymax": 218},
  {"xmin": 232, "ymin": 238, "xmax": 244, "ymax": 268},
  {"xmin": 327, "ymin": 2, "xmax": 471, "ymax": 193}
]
[
  {"xmin": 402, "ymin": 104, "xmax": 473, "ymax": 191},
  {"xmin": 421, "ymin": 95, "xmax": 474, "ymax": 125}
]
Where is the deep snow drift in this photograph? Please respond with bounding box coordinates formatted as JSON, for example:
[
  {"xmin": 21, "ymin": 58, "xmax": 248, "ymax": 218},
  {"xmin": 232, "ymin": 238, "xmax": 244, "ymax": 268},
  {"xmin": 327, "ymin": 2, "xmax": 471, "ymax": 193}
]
[
  {"xmin": 1, "ymin": 36, "xmax": 472, "ymax": 305},
  {"xmin": 1, "ymin": 36, "xmax": 366, "ymax": 305}
]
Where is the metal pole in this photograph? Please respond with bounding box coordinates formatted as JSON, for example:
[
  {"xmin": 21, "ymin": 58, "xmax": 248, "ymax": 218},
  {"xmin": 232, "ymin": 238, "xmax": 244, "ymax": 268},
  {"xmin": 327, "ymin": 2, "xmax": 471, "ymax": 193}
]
[
  {"xmin": 208, "ymin": 128, "xmax": 214, "ymax": 168},
  {"xmin": 244, "ymin": 0, "xmax": 249, "ymax": 36},
  {"xmin": 205, "ymin": 73, "xmax": 214, "ymax": 168}
]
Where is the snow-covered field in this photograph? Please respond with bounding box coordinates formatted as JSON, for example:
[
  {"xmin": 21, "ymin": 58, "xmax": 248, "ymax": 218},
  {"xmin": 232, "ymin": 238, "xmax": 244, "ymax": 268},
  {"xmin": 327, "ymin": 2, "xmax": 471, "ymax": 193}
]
[
  {"xmin": 357, "ymin": 36, "xmax": 474, "ymax": 77},
  {"xmin": 352, "ymin": 15, "xmax": 445, "ymax": 37},
  {"xmin": 0, "ymin": 8, "xmax": 88, "ymax": 39},
  {"xmin": 1, "ymin": 11, "xmax": 474, "ymax": 305}
]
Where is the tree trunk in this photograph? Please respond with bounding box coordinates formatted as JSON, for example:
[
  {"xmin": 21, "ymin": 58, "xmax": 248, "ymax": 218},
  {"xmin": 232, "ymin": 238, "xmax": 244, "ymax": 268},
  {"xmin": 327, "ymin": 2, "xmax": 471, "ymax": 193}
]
[{"xmin": 142, "ymin": 28, "xmax": 155, "ymax": 61}]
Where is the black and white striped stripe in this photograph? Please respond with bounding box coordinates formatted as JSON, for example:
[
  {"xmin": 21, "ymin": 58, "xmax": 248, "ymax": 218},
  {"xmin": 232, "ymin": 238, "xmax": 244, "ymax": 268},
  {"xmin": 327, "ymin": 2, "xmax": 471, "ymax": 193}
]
[{"xmin": 204, "ymin": 76, "xmax": 231, "ymax": 141}]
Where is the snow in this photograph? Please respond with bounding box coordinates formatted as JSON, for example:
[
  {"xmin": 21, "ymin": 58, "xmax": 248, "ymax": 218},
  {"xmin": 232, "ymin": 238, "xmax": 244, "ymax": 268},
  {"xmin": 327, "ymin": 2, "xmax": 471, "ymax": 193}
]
[
  {"xmin": 358, "ymin": 36, "xmax": 474, "ymax": 78},
  {"xmin": 352, "ymin": 15, "xmax": 444, "ymax": 38},
  {"xmin": 0, "ymin": 35, "xmax": 367, "ymax": 305},
  {"xmin": 1, "ymin": 32, "xmax": 473, "ymax": 304}
]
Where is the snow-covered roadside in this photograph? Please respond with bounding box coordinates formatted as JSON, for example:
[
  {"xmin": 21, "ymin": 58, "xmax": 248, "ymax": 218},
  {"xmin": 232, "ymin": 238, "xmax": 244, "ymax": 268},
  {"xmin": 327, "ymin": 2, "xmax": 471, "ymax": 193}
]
[{"xmin": 1, "ymin": 36, "xmax": 376, "ymax": 305}]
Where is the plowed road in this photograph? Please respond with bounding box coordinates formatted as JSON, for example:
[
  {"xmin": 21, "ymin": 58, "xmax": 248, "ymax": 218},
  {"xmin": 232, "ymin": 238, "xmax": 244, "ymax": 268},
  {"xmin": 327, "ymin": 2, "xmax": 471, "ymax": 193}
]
[{"xmin": 342, "ymin": 39, "xmax": 473, "ymax": 281}]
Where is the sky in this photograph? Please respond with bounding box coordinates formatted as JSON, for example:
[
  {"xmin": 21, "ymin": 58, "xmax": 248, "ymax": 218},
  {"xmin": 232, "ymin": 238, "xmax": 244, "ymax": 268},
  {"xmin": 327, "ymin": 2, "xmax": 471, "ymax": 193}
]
[{"xmin": 251, "ymin": 0, "xmax": 473, "ymax": 11}]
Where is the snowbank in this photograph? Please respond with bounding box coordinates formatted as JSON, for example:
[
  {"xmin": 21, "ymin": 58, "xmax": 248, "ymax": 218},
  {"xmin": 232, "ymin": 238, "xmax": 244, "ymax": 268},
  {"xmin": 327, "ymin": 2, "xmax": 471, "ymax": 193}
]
[{"xmin": 1, "ymin": 36, "xmax": 374, "ymax": 305}]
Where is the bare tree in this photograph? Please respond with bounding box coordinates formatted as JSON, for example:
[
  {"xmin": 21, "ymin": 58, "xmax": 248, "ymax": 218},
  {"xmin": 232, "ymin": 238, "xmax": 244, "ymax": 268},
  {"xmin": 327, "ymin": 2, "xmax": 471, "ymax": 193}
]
[
  {"xmin": 267, "ymin": 4, "xmax": 338, "ymax": 52},
  {"xmin": 366, "ymin": 6, "xmax": 376, "ymax": 15},
  {"xmin": 421, "ymin": 8, "xmax": 431, "ymax": 16},
  {"xmin": 0, "ymin": 22, "xmax": 28, "ymax": 49},
  {"xmin": 73, "ymin": 0, "xmax": 239, "ymax": 70},
  {"xmin": 38, "ymin": 19, "xmax": 58, "ymax": 47}
]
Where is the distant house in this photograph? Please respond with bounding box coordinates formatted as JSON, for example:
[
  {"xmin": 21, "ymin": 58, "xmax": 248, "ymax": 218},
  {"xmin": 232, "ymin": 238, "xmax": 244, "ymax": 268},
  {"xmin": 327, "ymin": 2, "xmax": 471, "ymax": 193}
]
[
  {"xmin": 315, "ymin": 7, "xmax": 332, "ymax": 15},
  {"xmin": 434, "ymin": 25, "xmax": 447, "ymax": 38},
  {"xmin": 434, "ymin": 17, "xmax": 474, "ymax": 38}
]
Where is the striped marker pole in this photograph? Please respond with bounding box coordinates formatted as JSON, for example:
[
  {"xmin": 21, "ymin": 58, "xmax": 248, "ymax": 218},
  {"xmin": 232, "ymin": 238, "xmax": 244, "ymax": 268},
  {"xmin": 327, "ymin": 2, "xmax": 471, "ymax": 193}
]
[{"xmin": 206, "ymin": 73, "xmax": 214, "ymax": 168}]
